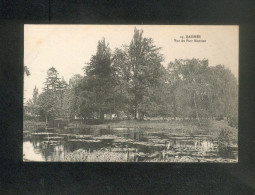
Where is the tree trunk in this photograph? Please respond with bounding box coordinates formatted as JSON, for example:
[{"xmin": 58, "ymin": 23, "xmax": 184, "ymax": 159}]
[
  {"xmin": 134, "ymin": 102, "xmax": 138, "ymax": 120},
  {"xmin": 193, "ymin": 93, "xmax": 201, "ymax": 126},
  {"xmin": 100, "ymin": 111, "xmax": 104, "ymax": 121},
  {"xmin": 45, "ymin": 115, "xmax": 48, "ymax": 126},
  {"xmin": 138, "ymin": 110, "xmax": 144, "ymax": 121}
]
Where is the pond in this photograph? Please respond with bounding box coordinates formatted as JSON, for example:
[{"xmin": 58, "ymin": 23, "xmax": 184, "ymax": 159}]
[{"xmin": 23, "ymin": 127, "xmax": 238, "ymax": 162}]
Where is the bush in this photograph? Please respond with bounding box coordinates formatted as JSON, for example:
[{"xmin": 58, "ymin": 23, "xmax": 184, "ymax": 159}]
[
  {"xmin": 217, "ymin": 128, "xmax": 231, "ymax": 155},
  {"xmin": 228, "ymin": 116, "xmax": 238, "ymax": 128},
  {"xmin": 23, "ymin": 120, "xmax": 45, "ymax": 131}
]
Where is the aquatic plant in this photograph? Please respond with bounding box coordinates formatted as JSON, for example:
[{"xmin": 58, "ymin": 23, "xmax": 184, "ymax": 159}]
[
  {"xmin": 216, "ymin": 128, "xmax": 232, "ymax": 155},
  {"xmin": 64, "ymin": 149, "xmax": 131, "ymax": 162}
]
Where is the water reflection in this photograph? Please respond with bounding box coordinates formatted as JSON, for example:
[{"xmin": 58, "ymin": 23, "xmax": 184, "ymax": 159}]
[{"xmin": 23, "ymin": 127, "xmax": 238, "ymax": 162}]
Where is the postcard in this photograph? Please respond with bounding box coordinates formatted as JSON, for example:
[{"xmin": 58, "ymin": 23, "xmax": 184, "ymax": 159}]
[{"xmin": 23, "ymin": 25, "xmax": 238, "ymax": 162}]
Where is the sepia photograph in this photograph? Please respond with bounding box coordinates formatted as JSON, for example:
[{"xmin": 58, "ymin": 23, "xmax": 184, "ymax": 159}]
[{"xmin": 23, "ymin": 25, "xmax": 238, "ymax": 162}]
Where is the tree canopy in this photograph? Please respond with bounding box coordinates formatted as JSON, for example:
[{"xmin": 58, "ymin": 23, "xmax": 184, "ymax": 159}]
[{"xmin": 30, "ymin": 28, "xmax": 238, "ymax": 127}]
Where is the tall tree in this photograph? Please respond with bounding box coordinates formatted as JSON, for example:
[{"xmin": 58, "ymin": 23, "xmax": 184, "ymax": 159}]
[
  {"xmin": 38, "ymin": 67, "xmax": 66, "ymax": 124},
  {"xmin": 127, "ymin": 28, "xmax": 164, "ymax": 120},
  {"xmin": 112, "ymin": 48, "xmax": 133, "ymax": 119},
  {"xmin": 83, "ymin": 38, "xmax": 115, "ymax": 120}
]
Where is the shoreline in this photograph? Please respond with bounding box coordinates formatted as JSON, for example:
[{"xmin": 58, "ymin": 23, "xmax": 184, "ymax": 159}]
[{"xmin": 24, "ymin": 119, "xmax": 237, "ymax": 142}]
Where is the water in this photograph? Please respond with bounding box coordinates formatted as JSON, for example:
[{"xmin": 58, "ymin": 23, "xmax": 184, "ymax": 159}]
[{"xmin": 23, "ymin": 127, "xmax": 238, "ymax": 162}]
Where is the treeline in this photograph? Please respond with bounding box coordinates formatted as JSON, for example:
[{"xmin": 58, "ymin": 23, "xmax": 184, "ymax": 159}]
[{"xmin": 25, "ymin": 28, "xmax": 238, "ymax": 127}]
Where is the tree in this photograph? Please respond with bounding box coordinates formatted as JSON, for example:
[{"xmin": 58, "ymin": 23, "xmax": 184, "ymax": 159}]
[
  {"xmin": 62, "ymin": 74, "xmax": 83, "ymax": 120},
  {"xmin": 32, "ymin": 86, "xmax": 39, "ymax": 105},
  {"xmin": 82, "ymin": 38, "xmax": 115, "ymax": 120},
  {"xmin": 167, "ymin": 59, "xmax": 238, "ymax": 126},
  {"xmin": 43, "ymin": 67, "xmax": 66, "ymax": 92},
  {"xmin": 38, "ymin": 67, "xmax": 67, "ymax": 124},
  {"xmin": 37, "ymin": 91, "xmax": 59, "ymax": 124},
  {"xmin": 25, "ymin": 86, "xmax": 39, "ymax": 117},
  {"xmin": 112, "ymin": 48, "xmax": 134, "ymax": 119},
  {"xmin": 207, "ymin": 65, "xmax": 238, "ymax": 126},
  {"xmin": 24, "ymin": 65, "xmax": 30, "ymax": 77},
  {"xmin": 126, "ymin": 27, "xmax": 164, "ymax": 120},
  {"xmin": 27, "ymin": 86, "xmax": 39, "ymax": 106},
  {"xmin": 168, "ymin": 59, "xmax": 210, "ymax": 125},
  {"xmin": 43, "ymin": 67, "xmax": 67, "ymax": 106}
]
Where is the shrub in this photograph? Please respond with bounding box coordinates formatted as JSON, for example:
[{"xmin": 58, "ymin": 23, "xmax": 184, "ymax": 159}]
[
  {"xmin": 228, "ymin": 116, "xmax": 238, "ymax": 128},
  {"xmin": 217, "ymin": 128, "xmax": 231, "ymax": 155}
]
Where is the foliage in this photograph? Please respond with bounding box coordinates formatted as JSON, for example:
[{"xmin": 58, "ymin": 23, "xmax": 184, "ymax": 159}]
[
  {"xmin": 37, "ymin": 67, "xmax": 67, "ymax": 122},
  {"xmin": 77, "ymin": 38, "xmax": 116, "ymax": 120},
  {"xmin": 216, "ymin": 128, "xmax": 232, "ymax": 155},
  {"xmin": 37, "ymin": 90, "xmax": 60, "ymax": 120},
  {"xmin": 32, "ymin": 28, "xmax": 238, "ymax": 126},
  {"xmin": 23, "ymin": 120, "xmax": 45, "ymax": 131},
  {"xmin": 43, "ymin": 67, "xmax": 66, "ymax": 91},
  {"xmin": 25, "ymin": 86, "xmax": 40, "ymax": 118},
  {"xmin": 24, "ymin": 65, "xmax": 30, "ymax": 76},
  {"xmin": 110, "ymin": 28, "xmax": 165, "ymax": 120},
  {"xmin": 167, "ymin": 59, "xmax": 238, "ymax": 126},
  {"xmin": 62, "ymin": 74, "xmax": 83, "ymax": 119}
]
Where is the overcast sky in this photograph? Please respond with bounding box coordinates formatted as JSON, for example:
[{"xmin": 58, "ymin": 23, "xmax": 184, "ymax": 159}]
[{"xmin": 24, "ymin": 25, "xmax": 238, "ymax": 102}]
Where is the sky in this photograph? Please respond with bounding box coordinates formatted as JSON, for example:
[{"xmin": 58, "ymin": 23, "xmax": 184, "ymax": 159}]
[{"xmin": 24, "ymin": 25, "xmax": 239, "ymax": 102}]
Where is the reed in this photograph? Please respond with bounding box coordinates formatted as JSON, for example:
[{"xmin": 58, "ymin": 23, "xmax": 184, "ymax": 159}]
[{"xmin": 64, "ymin": 149, "xmax": 133, "ymax": 162}]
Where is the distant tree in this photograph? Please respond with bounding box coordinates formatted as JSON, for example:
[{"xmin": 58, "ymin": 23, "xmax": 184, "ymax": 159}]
[
  {"xmin": 32, "ymin": 86, "xmax": 39, "ymax": 105},
  {"xmin": 207, "ymin": 65, "xmax": 238, "ymax": 126},
  {"xmin": 168, "ymin": 59, "xmax": 210, "ymax": 125},
  {"xmin": 37, "ymin": 90, "xmax": 59, "ymax": 124},
  {"xmin": 69, "ymin": 74, "xmax": 83, "ymax": 88},
  {"xmin": 43, "ymin": 67, "xmax": 66, "ymax": 92},
  {"xmin": 38, "ymin": 67, "xmax": 67, "ymax": 124},
  {"xmin": 167, "ymin": 59, "xmax": 238, "ymax": 126},
  {"xmin": 27, "ymin": 86, "xmax": 38, "ymax": 106},
  {"xmin": 62, "ymin": 74, "xmax": 83, "ymax": 120},
  {"xmin": 26, "ymin": 86, "xmax": 39, "ymax": 117},
  {"xmin": 153, "ymin": 67, "xmax": 174, "ymax": 119},
  {"xmin": 24, "ymin": 65, "xmax": 30, "ymax": 77}
]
